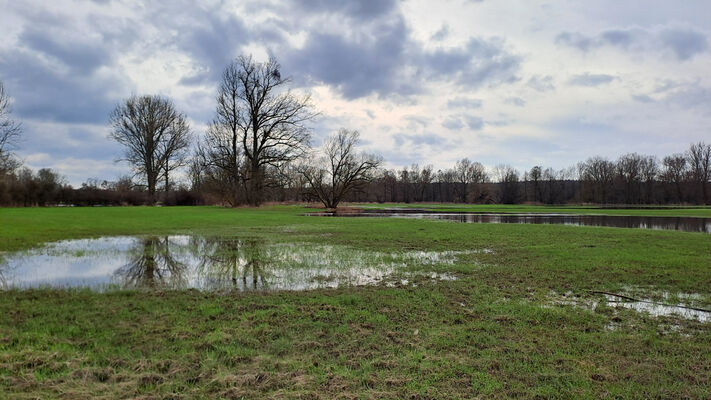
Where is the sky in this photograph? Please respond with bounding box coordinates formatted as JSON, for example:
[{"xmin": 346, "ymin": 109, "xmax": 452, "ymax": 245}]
[{"xmin": 1, "ymin": 0, "xmax": 710, "ymax": 185}]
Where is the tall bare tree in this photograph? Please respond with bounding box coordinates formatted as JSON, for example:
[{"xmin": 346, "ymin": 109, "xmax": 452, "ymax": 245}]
[
  {"xmin": 298, "ymin": 129, "xmax": 381, "ymax": 209},
  {"xmin": 202, "ymin": 55, "xmax": 315, "ymax": 206},
  {"xmin": 0, "ymin": 81, "xmax": 22, "ymax": 174},
  {"xmin": 109, "ymin": 95, "xmax": 191, "ymax": 202}
]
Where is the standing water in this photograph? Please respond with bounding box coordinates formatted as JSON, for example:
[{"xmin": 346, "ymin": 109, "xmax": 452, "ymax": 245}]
[{"xmin": 308, "ymin": 210, "xmax": 711, "ymax": 234}]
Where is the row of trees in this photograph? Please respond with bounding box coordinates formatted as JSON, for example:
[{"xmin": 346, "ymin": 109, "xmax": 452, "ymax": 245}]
[{"xmin": 337, "ymin": 144, "xmax": 710, "ymax": 205}]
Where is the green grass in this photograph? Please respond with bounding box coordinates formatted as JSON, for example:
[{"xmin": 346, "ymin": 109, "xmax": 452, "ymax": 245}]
[{"xmin": 1, "ymin": 205, "xmax": 710, "ymax": 398}]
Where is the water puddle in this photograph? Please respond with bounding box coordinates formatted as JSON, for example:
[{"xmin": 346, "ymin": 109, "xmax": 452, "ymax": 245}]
[
  {"xmin": 309, "ymin": 210, "xmax": 711, "ymax": 234},
  {"xmin": 550, "ymin": 291, "xmax": 711, "ymax": 323},
  {"xmin": 0, "ymin": 236, "xmax": 468, "ymax": 291}
]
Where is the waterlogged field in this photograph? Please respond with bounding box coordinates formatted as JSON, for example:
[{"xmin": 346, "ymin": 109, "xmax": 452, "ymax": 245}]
[{"xmin": 1, "ymin": 205, "xmax": 710, "ymax": 398}]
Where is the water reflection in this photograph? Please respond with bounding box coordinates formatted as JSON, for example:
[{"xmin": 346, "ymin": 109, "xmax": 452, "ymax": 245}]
[
  {"xmin": 113, "ymin": 236, "xmax": 189, "ymax": 289},
  {"xmin": 190, "ymin": 237, "xmax": 271, "ymax": 291},
  {"xmin": 0, "ymin": 236, "xmax": 464, "ymax": 291},
  {"xmin": 310, "ymin": 211, "xmax": 711, "ymax": 234}
]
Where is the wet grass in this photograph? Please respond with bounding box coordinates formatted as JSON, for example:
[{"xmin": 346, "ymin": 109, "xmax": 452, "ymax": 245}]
[{"xmin": 1, "ymin": 205, "xmax": 710, "ymax": 398}]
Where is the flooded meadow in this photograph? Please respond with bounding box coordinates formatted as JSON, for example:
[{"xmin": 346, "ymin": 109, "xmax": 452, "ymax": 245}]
[
  {"xmin": 310, "ymin": 210, "xmax": 711, "ymax": 234},
  {"xmin": 0, "ymin": 235, "xmax": 469, "ymax": 291}
]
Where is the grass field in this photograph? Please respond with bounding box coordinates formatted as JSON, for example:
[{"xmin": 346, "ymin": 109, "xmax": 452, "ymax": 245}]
[{"xmin": 1, "ymin": 205, "xmax": 710, "ymax": 398}]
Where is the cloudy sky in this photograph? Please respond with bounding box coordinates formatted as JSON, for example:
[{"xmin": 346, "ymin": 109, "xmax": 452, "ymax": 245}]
[{"xmin": 1, "ymin": 0, "xmax": 710, "ymax": 185}]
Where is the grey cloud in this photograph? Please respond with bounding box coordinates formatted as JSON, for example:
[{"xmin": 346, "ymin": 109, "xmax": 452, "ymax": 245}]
[
  {"xmin": 447, "ymin": 97, "xmax": 483, "ymax": 109},
  {"xmin": 556, "ymin": 26, "xmax": 708, "ymax": 61},
  {"xmin": 173, "ymin": 13, "xmax": 250, "ymax": 83},
  {"xmin": 665, "ymin": 85, "xmax": 711, "ymax": 110},
  {"xmin": 527, "ymin": 75, "xmax": 555, "ymax": 92},
  {"xmin": 287, "ymin": 12, "xmax": 521, "ymax": 99},
  {"xmin": 463, "ymin": 115, "xmax": 484, "ymax": 130},
  {"xmin": 555, "ymin": 32, "xmax": 595, "ymax": 52},
  {"xmin": 659, "ymin": 28, "xmax": 708, "ymax": 60},
  {"xmin": 291, "ymin": 0, "xmax": 397, "ymax": 20},
  {"xmin": 448, "ymin": 38, "xmax": 521, "ymax": 88},
  {"xmin": 393, "ymin": 133, "xmax": 447, "ymax": 147},
  {"xmin": 632, "ymin": 94, "xmax": 654, "ymax": 103},
  {"xmin": 404, "ymin": 115, "xmax": 430, "ymax": 129},
  {"xmin": 431, "ymin": 24, "xmax": 450, "ymax": 41},
  {"xmin": 568, "ymin": 73, "xmax": 616, "ymax": 87},
  {"xmin": 600, "ymin": 29, "xmax": 637, "ymax": 48},
  {"xmin": 638, "ymin": 79, "xmax": 711, "ymax": 111},
  {"xmin": 441, "ymin": 114, "xmax": 483, "ymax": 130},
  {"xmin": 556, "ymin": 29, "xmax": 645, "ymax": 51},
  {"xmin": 19, "ymin": 123, "xmax": 119, "ymax": 161},
  {"xmin": 442, "ymin": 117, "xmax": 465, "ymax": 130},
  {"xmin": 19, "ymin": 28, "xmax": 110, "ymax": 74},
  {"xmin": 0, "ymin": 50, "xmax": 125, "ymax": 124},
  {"xmin": 505, "ymin": 97, "xmax": 526, "ymax": 107},
  {"xmin": 285, "ymin": 16, "xmax": 416, "ymax": 99}
]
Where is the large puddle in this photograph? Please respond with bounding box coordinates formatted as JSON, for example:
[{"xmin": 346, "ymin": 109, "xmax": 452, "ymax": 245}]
[
  {"xmin": 309, "ymin": 210, "xmax": 711, "ymax": 234},
  {"xmin": 0, "ymin": 236, "xmax": 467, "ymax": 291}
]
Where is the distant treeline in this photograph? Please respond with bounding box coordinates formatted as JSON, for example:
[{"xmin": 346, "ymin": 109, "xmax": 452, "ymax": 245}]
[{"xmin": 2, "ymin": 142, "xmax": 710, "ymax": 206}]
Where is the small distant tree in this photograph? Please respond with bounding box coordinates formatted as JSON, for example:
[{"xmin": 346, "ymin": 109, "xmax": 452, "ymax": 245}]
[
  {"xmin": 528, "ymin": 165, "xmax": 542, "ymax": 202},
  {"xmin": 109, "ymin": 95, "xmax": 191, "ymax": 202},
  {"xmin": 0, "ymin": 81, "xmax": 21, "ymax": 174},
  {"xmin": 494, "ymin": 164, "xmax": 520, "ymax": 204},
  {"xmin": 661, "ymin": 154, "xmax": 688, "ymax": 202},
  {"xmin": 298, "ymin": 129, "xmax": 381, "ymax": 209},
  {"xmin": 453, "ymin": 158, "xmax": 488, "ymax": 203},
  {"xmin": 578, "ymin": 156, "xmax": 615, "ymax": 203},
  {"xmin": 687, "ymin": 142, "xmax": 711, "ymax": 204}
]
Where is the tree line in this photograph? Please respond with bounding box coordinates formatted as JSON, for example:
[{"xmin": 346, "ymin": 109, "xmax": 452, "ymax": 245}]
[{"xmin": 1, "ymin": 56, "xmax": 710, "ymax": 207}]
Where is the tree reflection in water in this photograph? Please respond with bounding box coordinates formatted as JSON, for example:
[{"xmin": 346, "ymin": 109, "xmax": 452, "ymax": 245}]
[
  {"xmin": 190, "ymin": 237, "xmax": 271, "ymax": 291},
  {"xmin": 113, "ymin": 236, "xmax": 188, "ymax": 289},
  {"xmin": 0, "ymin": 255, "xmax": 8, "ymax": 289}
]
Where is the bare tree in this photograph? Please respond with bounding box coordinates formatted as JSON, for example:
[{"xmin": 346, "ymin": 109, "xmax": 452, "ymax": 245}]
[
  {"xmin": 298, "ymin": 129, "xmax": 381, "ymax": 209},
  {"xmin": 109, "ymin": 95, "xmax": 191, "ymax": 202},
  {"xmin": 639, "ymin": 155, "xmax": 658, "ymax": 203},
  {"xmin": 413, "ymin": 164, "xmax": 434, "ymax": 202},
  {"xmin": 662, "ymin": 154, "xmax": 688, "ymax": 202},
  {"xmin": 687, "ymin": 142, "xmax": 711, "ymax": 204},
  {"xmin": 453, "ymin": 158, "xmax": 488, "ymax": 203},
  {"xmin": 528, "ymin": 165, "xmax": 542, "ymax": 203},
  {"xmin": 616, "ymin": 153, "xmax": 644, "ymax": 204},
  {"xmin": 493, "ymin": 164, "xmax": 520, "ymax": 204},
  {"xmin": 579, "ymin": 156, "xmax": 615, "ymax": 203},
  {"xmin": 202, "ymin": 55, "xmax": 315, "ymax": 206},
  {"xmin": 0, "ymin": 81, "xmax": 22, "ymax": 173}
]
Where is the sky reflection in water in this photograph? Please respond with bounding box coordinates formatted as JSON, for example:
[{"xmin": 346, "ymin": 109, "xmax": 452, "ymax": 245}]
[{"xmin": 0, "ymin": 236, "xmax": 462, "ymax": 291}]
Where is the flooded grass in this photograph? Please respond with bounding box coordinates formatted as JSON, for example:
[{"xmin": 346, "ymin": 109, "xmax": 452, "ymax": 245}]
[
  {"xmin": 1, "ymin": 205, "xmax": 710, "ymax": 398},
  {"xmin": 310, "ymin": 210, "xmax": 711, "ymax": 234},
  {"xmin": 548, "ymin": 290, "xmax": 711, "ymax": 323},
  {"xmin": 0, "ymin": 235, "xmax": 472, "ymax": 291}
]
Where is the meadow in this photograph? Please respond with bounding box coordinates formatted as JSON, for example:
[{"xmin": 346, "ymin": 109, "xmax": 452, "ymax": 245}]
[{"xmin": 1, "ymin": 205, "xmax": 710, "ymax": 398}]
